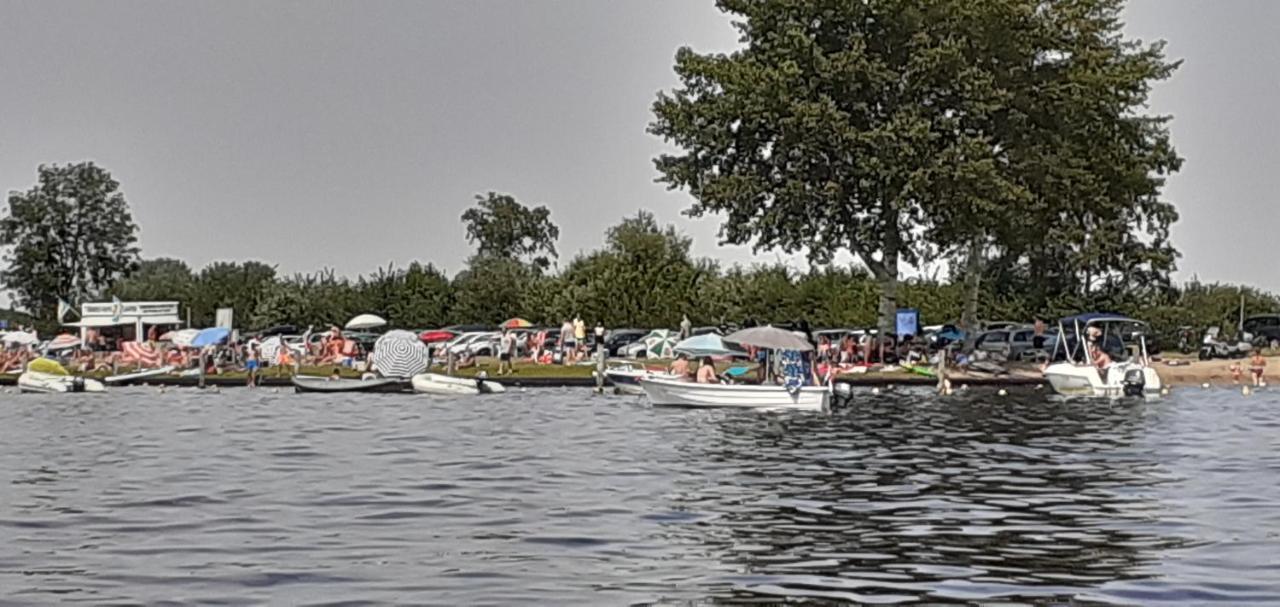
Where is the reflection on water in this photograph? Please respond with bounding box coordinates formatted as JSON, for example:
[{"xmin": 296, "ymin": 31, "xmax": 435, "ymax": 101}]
[{"xmin": 1, "ymin": 386, "xmax": 1278, "ymax": 605}]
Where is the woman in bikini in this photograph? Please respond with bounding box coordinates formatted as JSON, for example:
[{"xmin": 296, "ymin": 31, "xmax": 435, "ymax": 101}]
[{"xmin": 1249, "ymin": 351, "xmax": 1267, "ymax": 387}]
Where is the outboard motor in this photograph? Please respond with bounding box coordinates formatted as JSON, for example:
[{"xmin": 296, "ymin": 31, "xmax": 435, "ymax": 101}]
[
  {"xmin": 1122, "ymin": 368, "xmax": 1145, "ymax": 397},
  {"xmin": 70, "ymin": 377, "xmax": 86, "ymax": 393},
  {"xmin": 831, "ymin": 382, "xmax": 854, "ymax": 408}
]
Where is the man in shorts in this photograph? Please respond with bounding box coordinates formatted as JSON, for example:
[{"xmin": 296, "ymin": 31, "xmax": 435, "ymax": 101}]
[{"xmin": 498, "ymin": 329, "xmax": 515, "ymax": 375}]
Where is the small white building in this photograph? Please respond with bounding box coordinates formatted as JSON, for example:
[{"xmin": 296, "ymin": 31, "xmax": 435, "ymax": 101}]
[{"xmin": 67, "ymin": 301, "xmax": 183, "ymax": 342}]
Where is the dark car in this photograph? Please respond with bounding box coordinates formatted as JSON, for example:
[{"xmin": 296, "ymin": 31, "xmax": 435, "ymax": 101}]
[
  {"xmin": 604, "ymin": 329, "xmax": 646, "ymax": 356},
  {"xmin": 1243, "ymin": 315, "xmax": 1280, "ymax": 348}
]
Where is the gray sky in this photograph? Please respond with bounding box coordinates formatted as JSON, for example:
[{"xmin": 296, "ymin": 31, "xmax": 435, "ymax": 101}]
[{"xmin": 1, "ymin": 0, "xmax": 1276, "ymax": 291}]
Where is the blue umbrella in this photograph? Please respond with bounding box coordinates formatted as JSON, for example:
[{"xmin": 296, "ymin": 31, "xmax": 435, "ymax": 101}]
[
  {"xmin": 673, "ymin": 333, "xmax": 746, "ymax": 358},
  {"xmin": 190, "ymin": 327, "xmax": 231, "ymax": 348}
]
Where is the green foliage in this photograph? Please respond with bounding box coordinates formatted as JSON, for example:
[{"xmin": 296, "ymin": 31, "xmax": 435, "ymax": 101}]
[
  {"xmin": 461, "ymin": 192, "xmax": 560, "ymax": 270},
  {"xmin": 0, "ymin": 162, "xmax": 140, "ymax": 320},
  {"xmin": 110, "ymin": 258, "xmax": 195, "ymax": 304},
  {"xmin": 650, "ymin": 0, "xmax": 1182, "ymax": 332}
]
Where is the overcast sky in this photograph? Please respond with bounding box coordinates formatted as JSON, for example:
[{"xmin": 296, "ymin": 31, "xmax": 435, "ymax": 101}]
[{"xmin": 1, "ymin": 0, "xmax": 1276, "ymax": 292}]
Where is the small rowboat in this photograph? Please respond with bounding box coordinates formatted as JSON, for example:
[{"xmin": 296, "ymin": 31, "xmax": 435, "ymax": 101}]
[
  {"xmin": 599, "ymin": 364, "xmax": 680, "ymax": 395},
  {"xmin": 105, "ymin": 366, "xmax": 176, "ymax": 385},
  {"xmin": 639, "ymin": 377, "xmax": 829, "ymax": 412},
  {"xmin": 411, "ymin": 373, "xmax": 506, "ymax": 396},
  {"xmin": 291, "ymin": 375, "xmax": 410, "ymax": 394}
]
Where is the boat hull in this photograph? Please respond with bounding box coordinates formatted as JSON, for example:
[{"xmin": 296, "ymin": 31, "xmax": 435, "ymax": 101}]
[
  {"xmin": 603, "ymin": 367, "xmax": 679, "ymax": 395},
  {"xmin": 1044, "ymin": 363, "xmax": 1162, "ymax": 398},
  {"xmin": 411, "ymin": 373, "xmax": 507, "ymax": 396},
  {"xmin": 18, "ymin": 372, "xmax": 106, "ymax": 394},
  {"xmin": 291, "ymin": 376, "xmax": 409, "ymax": 393},
  {"xmin": 640, "ymin": 377, "xmax": 828, "ymax": 411},
  {"xmin": 104, "ymin": 366, "xmax": 176, "ymax": 385}
]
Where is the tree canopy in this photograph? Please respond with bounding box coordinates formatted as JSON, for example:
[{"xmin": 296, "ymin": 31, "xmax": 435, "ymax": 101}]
[
  {"xmin": 0, "ymin": 162, "xmax": 141, "ymax": 320},
  {"xmin": 461, "ymin": 192, "xmax": 560, "ymax": 270},
  {"xmin": 650, "ymin": 0, "xmax": 1180, "ymax": 332}
]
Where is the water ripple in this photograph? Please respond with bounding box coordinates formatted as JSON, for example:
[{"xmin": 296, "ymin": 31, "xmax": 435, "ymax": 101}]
[{"xmin": 0, "ymin": 386, "xmax": 1277, "ymax": 604}]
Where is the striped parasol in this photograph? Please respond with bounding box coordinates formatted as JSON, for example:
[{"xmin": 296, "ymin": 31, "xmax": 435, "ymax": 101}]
[
  {"xmin": 643, "ymin": 329, "xmax": 677, "ymax": 359},
  {"xmin": 47, "ymin": 334, "xmax": 82, "ymax": 351},
  {"xmin": 120, "ymin": 341, "xmax": 162, "ymax": 367},
  {"xmin": 372, "ymin": 330, "xmax": 430, "ymax": 378}
]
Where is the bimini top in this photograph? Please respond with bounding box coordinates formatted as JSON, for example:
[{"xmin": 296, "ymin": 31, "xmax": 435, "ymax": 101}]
[{"xmin": 1059, "ymin": 312, "xmax": 1142, "ymax": 325}]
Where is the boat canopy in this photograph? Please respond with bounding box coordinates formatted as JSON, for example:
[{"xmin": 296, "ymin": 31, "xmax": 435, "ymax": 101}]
[{"xmin": 1058, "ymin": 313, "xmax": 1142, "ymax": 326}]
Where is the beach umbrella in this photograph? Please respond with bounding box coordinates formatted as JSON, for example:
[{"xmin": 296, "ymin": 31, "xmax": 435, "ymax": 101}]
[
  {"xmin": 345, "ymin": 314, "xmax": 387, "ymax": 330},
  {"xmin": 171, "ymin": 328, "xmax": 200, "ymax": 348},
  {"xmin": 419, "ymin": 330, "xmax": 456, "ymax": 344},
  {"xmin": 643, "ymin": 329, "xmax": 678, "ymax": 359},
  {"xmin": 372, "ymin": 330, "xmax": 430, "ymax": 378},
  {"xmin": 191, "ymin": 327, "xmax": 231, "ymax": 348},
  {"xmin": 502, "ymin": 318, "xmax": 532, "ymax": 329},
  {"xmin": 725, "ymin": 326, "xmax": 814, "ymax": 352},
  {"xmin": 674, "ymin": 333, "xmax": 746, "ymax": 358},
  {"xmin": 1, "ymin": 331, "xmax": 38, "ymax": 346},
  {"xmin": 120, "ymin": 341, "xmax": 162, "ymax": 367},
  {"xmin": 46, "ymin": 334, "xmax": 82, "ymax": 351}
]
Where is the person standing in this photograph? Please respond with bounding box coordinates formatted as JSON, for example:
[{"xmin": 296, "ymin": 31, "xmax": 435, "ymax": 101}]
[
  {"xmin": 680, "ymin": 315, "xmax": 692, "ymax": 340},
  {"xmin": 560, "ymin": 319, "xmax": 575, "ymax": 364},
  {"xmin": 1249, "ymin": 351, "xmax": 1267, "ymax": 387},
  {"xmin": 594, "ymin": 321, "xmax": 605, "ymax": 355},
  {"xmin": 498, "ymin": 329, "xmax": 515, "ymax": 375},
  {"xmin": 573, "ymin": 317, "xmax": 587, "ymax": 361}
]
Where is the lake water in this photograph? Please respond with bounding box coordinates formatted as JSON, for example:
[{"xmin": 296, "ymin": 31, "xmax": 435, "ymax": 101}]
[{"xmin": 1, "ymin": 386, "xmax": 1278, "ymax": 605}]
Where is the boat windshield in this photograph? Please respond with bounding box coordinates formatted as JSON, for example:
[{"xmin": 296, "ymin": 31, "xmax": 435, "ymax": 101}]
[{"xmin": 1053, "ymin": 318, "xmax": 1150, "ymax": 365}]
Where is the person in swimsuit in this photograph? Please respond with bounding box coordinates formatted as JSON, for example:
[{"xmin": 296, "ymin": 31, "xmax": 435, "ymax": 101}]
[
  {"xmin": 669, "ymin": 353, "xmax": 692, "ymax": 380},
  {"xmin": 245, "ymin": 344, "xmax": 260, "ymax": 388},
  {"xmin": 695, "ymin": 357, "xmax": 717, "ymax": 384},
  {"xmin": 1249, "ymin": 351, "xmax": 1267, "ymax": 387}
]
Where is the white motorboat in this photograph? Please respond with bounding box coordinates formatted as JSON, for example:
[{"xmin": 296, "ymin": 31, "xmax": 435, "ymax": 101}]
[
  {"xmin": 411, "ymin": 373, "xmax": 507, "ymax": 396},
  {"xmin": 18, "ymin": 371, "xmax": 106, "ymax": 394},
  {"xmin": 1043, "ymin": 313, "xmax": 1163, "ymax": 398},
  {"xmin": 640, "ymin": 377, "xmax": 829, "ymax": 411},
  {"xmin": 598, "ymin": 363, "xmax": 679, "ymax": 395},
  {"xmin": 104, "ymin": 365, "xmax": 176, "ymax": 385}
]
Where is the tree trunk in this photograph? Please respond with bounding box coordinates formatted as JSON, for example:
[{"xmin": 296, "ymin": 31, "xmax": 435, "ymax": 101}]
[
  {"xmin": 960, "ymin": 238, "xmax": 984, "ymax": 334},
  {"xmin": 876, "ymin": 218, "xmax": 900, "ymax": 336}
]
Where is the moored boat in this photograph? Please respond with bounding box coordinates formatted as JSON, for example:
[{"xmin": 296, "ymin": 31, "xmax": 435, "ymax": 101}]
[
  {"xmin": 599, "ymin": 363, "xmax": 679, "ymax": 395},
  {"xmin": 411, "ymin": 373, "xmax": 506, "ymax": 396},
  {"xmin": 291, "ymin": 375, "xmax": 410, "ymax": 394},
  {"xmin": 1042, "ymin": 313, "xmax": 1163, "ymax": 398},
  {"xmin": 17, "ymin": 358, "xmax": 106, "ymax": 394},
  {"xmin": 639, "ymin": 377, "xmax": 829, "ymax": 411},
  {"xmin": 104, "ymin": 365, "xmax": 176, "ymax": 385}
]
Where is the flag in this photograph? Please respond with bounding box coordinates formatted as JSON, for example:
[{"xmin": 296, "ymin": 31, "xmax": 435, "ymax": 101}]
[
  {"xmin": 111, "ymin": 296, "xmax": 123, "ymax": 323},
  {"xmin": 57, "ymin": 298, "xmax": 74, "ymax": 324}
]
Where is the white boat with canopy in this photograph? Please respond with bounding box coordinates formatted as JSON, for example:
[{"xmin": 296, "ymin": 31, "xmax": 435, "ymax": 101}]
[
  {"xmin": 1042, "ymin": 313, "xmax": 1163, "ymax": 398},
  {"xmin": 639, "ymin": 326, "xmax": 831, "ymax": 412}
]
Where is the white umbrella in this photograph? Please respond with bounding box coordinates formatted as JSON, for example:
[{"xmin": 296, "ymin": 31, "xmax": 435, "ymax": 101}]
[
  {"xmin": 724, "ymin": 326, "xmax": 814, "ymax": 352},
  {"xmin": 371, "ymin": 330, "xmax": 429, "ymax": 378},
  {"xmin": 171, "ymin": 328, "xmax": 200, "ymax": 348},
  {"xmin": 2, "ymin": 331, "xmax": 38, "ymax": 346},
  {"xmin": 345, "ymin": 314, "xmax": 387, "ymax": 330}
]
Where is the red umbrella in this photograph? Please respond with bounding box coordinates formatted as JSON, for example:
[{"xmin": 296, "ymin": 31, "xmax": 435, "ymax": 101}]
[
  {"xmin": 419, "ymin": 330, "xmax": 456, "ymax": 344},
  {"xmin": 502, "ymin": 318, "xmax": 533, "ymax": 329}
]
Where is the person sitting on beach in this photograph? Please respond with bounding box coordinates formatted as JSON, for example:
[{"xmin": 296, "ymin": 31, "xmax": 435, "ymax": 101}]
[
  {"xmin": 1249, "ymin": 351, "xmax": 1267, "ymax": 387},
  {"xmin": 669, "ymin": 353, "xmax": 692, "ymax": 380},
  {"xmin": 696, "ymin": 357, "xmax": 717, "ymax": 384}
]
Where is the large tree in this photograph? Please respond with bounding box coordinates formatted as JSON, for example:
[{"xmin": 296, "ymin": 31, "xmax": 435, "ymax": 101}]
[
  {"xmin": 651, "ymin": 0, "xmax": 1179, "ymax": 330},
  {"xmin": 0, "ymin": 162, "xmax": 141, "ymax": 319},
  {"xmin": 461, "ymin": 192, "xmax": 560, "ymax": 271}
]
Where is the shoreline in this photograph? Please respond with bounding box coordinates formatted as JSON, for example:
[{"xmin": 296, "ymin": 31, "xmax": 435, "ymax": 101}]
[{"xmin": 1, "ymin": 356, "xmax": 1273, "ymax": 390}]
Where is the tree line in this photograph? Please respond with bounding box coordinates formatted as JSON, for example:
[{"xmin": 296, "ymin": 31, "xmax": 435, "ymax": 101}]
[{"xmin": 2, "ymin": 0, "xmax": 1276, "ymax": 349}]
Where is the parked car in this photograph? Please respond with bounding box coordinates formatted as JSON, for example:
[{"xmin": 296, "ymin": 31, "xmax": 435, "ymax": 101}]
[
  {"xmin": 604, "ymin": 329, "xmax": 646, "ymax": 357},
  {"xmin": 443, "ymin": 332, "xmax": 492, "ymax": 357},
  {"xmin": 1243, "ymin": 315, "xmax": 1280, "ymax": 348},
  {"xmin": 976, "ymin": 326, "xmax": 1055, "ymax": 361}
]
